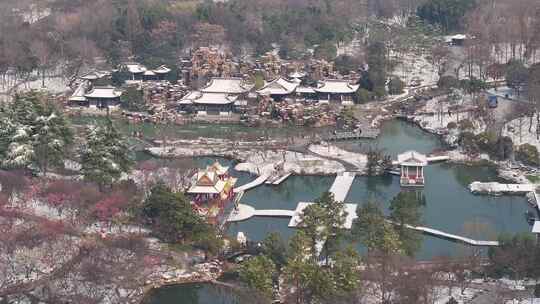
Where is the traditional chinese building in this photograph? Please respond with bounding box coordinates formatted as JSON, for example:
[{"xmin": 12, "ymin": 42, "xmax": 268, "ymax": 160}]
[
  {"xmin": 84, "ymin": 86, "xmax": 123, "ymax": 109},
  {"xmin": 79, "ymin": 70, "xmax": 110, "ymax": 84},
  {"xmin": 397, "ymin": 151, "xmax": 427, "ymax": 187},
  {"xmin": 256, "ymin": 77, "xmax": 299, "ymax": 101},
  {"xmin": 314, "ymin": 79, "xmax": 359, "ymax": 105},
  {"xmin": 177, "ymin": 91, "xmax": 238, "ymax": 115},
  {"xmin": 123, "ymin": 63, "xmax": 171, "ymax": 81},
  {"xmin": 187, "ymin": 162, "xmax": 237, "ymax": 224},
  {"xmin": 201, "ymin": 77, "xmax": 253, "ymax": 97}
]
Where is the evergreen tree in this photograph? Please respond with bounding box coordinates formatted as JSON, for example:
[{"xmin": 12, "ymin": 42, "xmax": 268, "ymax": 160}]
[
  {"xmin": 2, "ymin": 125, "xmax": 34, "ymax": 169},
  {"xmin": 299, "ymin": 192, "xmax": 346, "ymax": 262},
  {"xmin": 32, "ymin": 111, "xmax": 74, "ymax": 174},
  {"xmin": 0, "ymin": 92, "xmax": 73, "ymax": 173},
  {"xmin": 80, "ymin": 119, "xmax": 133, "ymax": 189},
  {"xmin": 352, "ymin": 201, "xmax": 403, "ymax": 254},
  {"xmin": 142, "ymin": 183, "xmax": 207, "ymax": 243},
  {"xmin": 365, "ymin": 42, "xmax": 388, "ymax": 98},
  {"xmin": 389, "ymin": 191, "xmax": 425, "ymax": 256},
  {"xmin": 239, "ymin": 255, "xmax": 276, "ymax": 299}
]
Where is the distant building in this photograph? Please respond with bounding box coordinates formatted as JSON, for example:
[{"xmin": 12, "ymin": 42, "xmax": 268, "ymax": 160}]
[
  {"xmin": 83, "ymin": 86, "xmax": 122, "ymax": 109},
  {"xmin": 123, "ymin": 63, "xmax": 171, "ymax": 81},
  {"xmin": 180, "ymin": 77, "xmax": 252, "ymax": 115},
  {"xmin": 256, "ymin": 77, "xmax": 299, "ymax": 101},
  {"xmin": 445, "ymin": 34, "xmax": 468, "ymax": 46},
  {"xmin": 295, "ymin": 86, "xmax": 317, "ymax": 101},
  {"xmin": 79, "ymin": 70, "xmax": 110, "ymax": 83},
  {"xmin": 315, "ymin": 79, "xmax": 360, "ymax": 105},
  {"xmin": 178, "ymin": 91, "xmax": 238, "ymax": 116},
  {"xmin": 398, "ymin": 151, "xmax": 427, "ymax": 187},
  {"xmin": 200, "ymin": 77, "xmax": 253, "ymax": 97}
]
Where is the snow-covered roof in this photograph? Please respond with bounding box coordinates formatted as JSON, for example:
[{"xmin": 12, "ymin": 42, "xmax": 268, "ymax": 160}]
[
  {"xmin": 315, "ymin": 79, "xmax": 360, "ymax": 94},
  {"xmin": 532, "ymin": 221, "xmax": 540, "ymax": 233},
  {"xmin": 296, "ymin": 86, "xmax": 316, "ymax": 94},
  {"xmin": 201, "ymin": 77, "xmax": 254, "ymax": 94},
  {"xmin": 187, "ymin": 169, "xmax": 236, "ymax": 194},
  {"xmin": 397, "ymin": 150, "xmax": 428, "ymax": 166},
  {"xmin": 444, "ymin": 34, "xmax": 468, "ymax": 43},
  {"xmin": 207, "ymin": 161, "xmax": 229, "ymax": 175},
  {"xmin": 289, "ymin": 71, "xmax": 306, "ymax": 78},
  {"xmin": 80, "ymin": 70, "xmax": 109, "ymax": 80},
  {"xmin": 257, "ymin": 77, "xmax": 299, "ymax": 96},
  {"xmin": 144, "ymin": 70, "xmax": 156, "ymax": 76},
  {"xmin": 179, "ymin": 91, "xmax": 237, "ymax": 105},
  {"xmin": 69, "ymin": 81, "xmax": 88, "ymax": 102},
  {"xmin": 125, "ymin": 63, "xmax": 147, "ymax": 74},
  {"xmin": 153, "ymin": 65, "xmax": 171, "ymax": 74},
  {"xmin": 84, "ymin": 86, "xmax": 122, "ymax": 99}
]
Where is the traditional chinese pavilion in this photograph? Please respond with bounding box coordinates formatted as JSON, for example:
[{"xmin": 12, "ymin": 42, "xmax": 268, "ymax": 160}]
[
  {"xmin": 187, "ymin": 162, "xmax": 237, "ymax": 224},
  {"xmin": 397, "ymin": 151, "xmax": 427, "ymax": 187},
  {"xmin": 315, "ymin": 79, "xmax": 359, "ymax": 105}
]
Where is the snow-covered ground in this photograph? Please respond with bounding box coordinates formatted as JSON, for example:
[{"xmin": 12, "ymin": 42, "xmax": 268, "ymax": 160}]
[
  {"xmin": 146, "ymin": 142, "xmax": 350, "ymax": 176},
  {"xmin": 411, "ymin": 95, "xmax": 485, "ymax": 137},
  {"xmin": 392, "ymin": 51, "xmax": 440, "ymax": 87},
  {"xmin": 0, "ymin": 70, "xmax": 70, "ymax": 95},
  {"xmin": 236, "ymin": 149, "xmax": 345, "ymax": 176},
  {"xmin": 309, "ymin": 143, "xmax": 368, "ymax": 170}
]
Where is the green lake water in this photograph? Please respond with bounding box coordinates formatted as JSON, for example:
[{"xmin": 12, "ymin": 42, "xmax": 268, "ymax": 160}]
[
  {"xmin": 102, "ymin": 118, "xmax": 533, "ymax": 304},
  {"xmin": 226, "ymin": 120, "xmax": 532, "ymax": 260},
  {"xmin": 145, "ymin": 283, "xmax": 242, "ymax": 304}
]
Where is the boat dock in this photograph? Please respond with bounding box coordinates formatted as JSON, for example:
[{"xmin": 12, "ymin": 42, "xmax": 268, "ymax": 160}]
[
  {"xmin": 328, "ymin": 171, "xmax": 356, "ymax": 202},
  {"xmin": 469, "ymin": 181, "xmax": 535, "ymax": 195}
]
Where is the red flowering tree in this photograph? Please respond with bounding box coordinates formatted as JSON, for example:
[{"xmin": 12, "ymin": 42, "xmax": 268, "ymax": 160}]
[{"xmin": 93, "ymin": 192, "xmax": 130, "ymax": 223}]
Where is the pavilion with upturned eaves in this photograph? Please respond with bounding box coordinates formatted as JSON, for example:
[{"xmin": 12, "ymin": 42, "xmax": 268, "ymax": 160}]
[
  {"xmin": 397, "ymin": 151, "xmax": 428, "ymax": 187},
  {"xmin": 187, "ymin": 162, "xmax": 237, "ymax": 224}
]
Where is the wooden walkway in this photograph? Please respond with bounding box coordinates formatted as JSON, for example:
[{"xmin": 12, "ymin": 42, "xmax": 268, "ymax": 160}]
[
  {"xmin": 234, "ymin": 174, "xmax": 269, "ymax": 193},
  {"xmin": 266, "ymin": 172, "xmax": 292, "ymax": 185},
  {"xmin": 227, "ymin": 204, "xmax": 295, "ymax": 222},
  {"xmin": 388, "ymin": 220, "xmax": 499, "ymax": 246},
  {"xmin": 328, "ymin": 172, "xmax": 356, "ymax": 202},
  {"xmin": 323, "ymin": 129, "xmax": 380, "ymax": 141},
  {"xmin": 255, "ymin": 209, "xmax": 295, "ymax": 217},
  {"xmin": 469, "ymin": 182, "xmax": 535, "ymax": 194}
]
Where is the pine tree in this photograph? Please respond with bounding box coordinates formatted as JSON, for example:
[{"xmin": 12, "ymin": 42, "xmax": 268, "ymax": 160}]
[
  {"xmin": 32, "ymin": 111, "xmax": 74, "ymax": 174},
  {"xmin": 2, "ymin": 125, "xmax": 34, "ymax": 169},
  {"xmin": 80, "ymin": 119, "xmax": 133, "ymax": 190},
  {"xmin": 0, "ymin": 92, "xmax": 73, "ymax": 173}
]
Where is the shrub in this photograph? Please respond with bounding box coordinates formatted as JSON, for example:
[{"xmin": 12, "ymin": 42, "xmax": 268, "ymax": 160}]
[
  {"xmin": 355, "ymin": 88, "xmax": 371, "ymax": 103},
  {"xmin": 516, "ymin": 144, "xmax": 540, "ymax": 167},
  {"xmin": 458, "ymin": 119, "xmax": 474, "ymax": 131},
  {"xmin": 475, "ymin": 131, "xmax": 498, "ymax": 153},
  {"xmin": 388, "ymin": 76, "xmax": 405, "ymax": 95},
  {"xmin": 334, "ymin": 55, "xmax": 361, "ymax": 75},
  {"xmin": 447, "ymin": 121, "xmax": 457, "ymax": 129},
  {"xmin": 458, "ymin": 131, "xmax": 479, "ymax": 154},
  {"xmin": 494, "ymin": 136, "xmax": 513, "ymax": 160},
  {"xmin": 373, "ymin": 85, "xmax": 387, "ymax": 98},
  {"xmin": 437, "ymin": 75, "xmax": 459, "ymax": 89}
]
